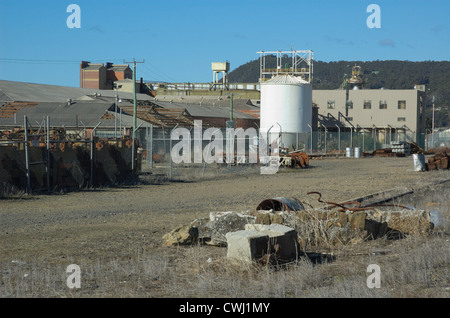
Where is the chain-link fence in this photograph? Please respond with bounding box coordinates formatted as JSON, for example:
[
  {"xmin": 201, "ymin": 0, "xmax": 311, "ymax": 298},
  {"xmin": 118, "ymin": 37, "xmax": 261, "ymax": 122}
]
[
  {"xmin": 139, "ymin": 124, "xmax": 428, "ymax": 179},
  {"xmin": 140, "ymin": 126, "xmax": 264, "ymax": 179},
  {"xmin": 426, "ymin": 130, "xmax": 450, "ymax": 150}
]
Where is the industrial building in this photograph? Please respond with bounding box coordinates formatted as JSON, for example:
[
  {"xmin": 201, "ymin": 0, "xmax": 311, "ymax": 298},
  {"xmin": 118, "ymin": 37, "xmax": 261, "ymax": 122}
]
[
  {"xmin": 313, "ymin": 87, "xmax": 426, "ymax": 144},
  {"xmin": 1, "ymin": 55, "xmax": 428, "ymax": 150},
  {"xmin": 151, "ymin": 58, "xmax": 427, "ymax": 148},
  {"xmin": 80, "ymin": 61, "xmax": 133, "ymax": 90},
  {"xmin": 0, "ymin": 80, "xmax": 259, "ymax": 133}
]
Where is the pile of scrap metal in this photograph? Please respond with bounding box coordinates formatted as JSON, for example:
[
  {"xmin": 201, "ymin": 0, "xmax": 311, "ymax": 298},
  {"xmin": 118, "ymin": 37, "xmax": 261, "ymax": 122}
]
[
  {"xmin": 426, "ymin": 148, "xmax": 450, "ymax": 170},
  {"xmin": 371, "ymin": 141, "xmax": 431, "ymax": 157},
  {"xmin": 408, "ymin": 141, "xmax": 433, "ymax": 155},
  {"xmin": 279, "ymin": 148, "xmax": 309, "ymax": 168},
  {"xmin": 372, "ymin": 148, "xmax": 406, "ymax": 157}
]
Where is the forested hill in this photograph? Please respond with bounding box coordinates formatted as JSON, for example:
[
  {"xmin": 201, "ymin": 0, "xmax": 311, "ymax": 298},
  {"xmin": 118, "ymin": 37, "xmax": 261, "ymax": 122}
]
[{"xmin": 228, "ymin": 57, "xmax": 450, "ymax": 127}]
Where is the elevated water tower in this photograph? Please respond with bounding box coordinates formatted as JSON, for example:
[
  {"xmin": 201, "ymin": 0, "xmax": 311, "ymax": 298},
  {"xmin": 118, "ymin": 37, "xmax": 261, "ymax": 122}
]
[{"xmin": 210, "ymin": 61, "xmax": 230, "ymax": 90}]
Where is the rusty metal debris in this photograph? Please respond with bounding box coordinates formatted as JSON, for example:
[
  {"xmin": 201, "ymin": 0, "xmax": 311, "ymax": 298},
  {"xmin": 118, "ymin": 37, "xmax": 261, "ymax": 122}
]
[
  {"xmin": 279, "ymin": 148, "xmax": 309, "ymax": 168},
  {"xmin": 426, "ymin": 148, "xmax": 450, "ymax": 170},
  {"xmin": 256, "ymin": 197, "xmax": 304, "ymax": 212},
  {"xmin": 306, "ymin": 191, "xmax": 413, "ymax": 212}
]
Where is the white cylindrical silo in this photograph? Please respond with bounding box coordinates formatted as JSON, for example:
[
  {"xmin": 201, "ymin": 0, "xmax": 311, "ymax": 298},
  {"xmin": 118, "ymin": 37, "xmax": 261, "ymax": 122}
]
[{"xmin": 260, "ymin": 75, "xmax": 312, "ymax": 150}]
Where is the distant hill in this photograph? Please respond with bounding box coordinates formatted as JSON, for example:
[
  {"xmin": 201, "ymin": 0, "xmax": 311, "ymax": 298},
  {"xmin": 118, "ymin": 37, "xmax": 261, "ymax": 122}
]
[{"xmin": 228, "ymin": 57, "xmax": 450, "ymax": 128}]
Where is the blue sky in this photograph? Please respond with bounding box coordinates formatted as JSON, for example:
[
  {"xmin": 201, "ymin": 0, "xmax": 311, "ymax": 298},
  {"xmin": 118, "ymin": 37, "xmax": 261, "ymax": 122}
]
[{"xmin": 0, "ymin": 0, "xmax": 449, "ymax": 87}]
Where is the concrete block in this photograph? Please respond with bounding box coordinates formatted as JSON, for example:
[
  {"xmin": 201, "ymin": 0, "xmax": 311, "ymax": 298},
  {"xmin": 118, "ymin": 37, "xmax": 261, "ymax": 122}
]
[
  {"xmin": 225, "ymin": 230, "xmax": 269, "ymax": 263},
  {"xmin": 245, "ymin": 224, "xmax": 299, "ymax": 263}
]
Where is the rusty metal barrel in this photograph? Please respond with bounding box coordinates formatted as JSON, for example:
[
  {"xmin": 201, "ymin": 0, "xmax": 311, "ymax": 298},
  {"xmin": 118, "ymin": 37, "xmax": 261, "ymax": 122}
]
[{"xmin": 256, "ymin": 197, "xmax": 304, "ymax": 212}]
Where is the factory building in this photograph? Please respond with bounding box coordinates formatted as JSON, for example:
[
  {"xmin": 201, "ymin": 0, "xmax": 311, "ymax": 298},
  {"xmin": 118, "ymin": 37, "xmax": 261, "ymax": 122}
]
[
  {"xmin": 0, "ymin": 80, "xmax": 258, "ymax": 131},
  {"xmin": 312, "ymin": 87, "xmax": 426, "ymax": 143},
  {"xmin": 80, "ymin": 61, "xmax": 133, "ymax": 90}
]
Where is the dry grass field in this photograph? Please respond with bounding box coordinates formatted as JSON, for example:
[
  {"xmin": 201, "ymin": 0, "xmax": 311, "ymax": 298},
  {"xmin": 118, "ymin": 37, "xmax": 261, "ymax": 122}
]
[{"xmin": 0, "ymin": 156, "xmax": 449, "ymax": 298}]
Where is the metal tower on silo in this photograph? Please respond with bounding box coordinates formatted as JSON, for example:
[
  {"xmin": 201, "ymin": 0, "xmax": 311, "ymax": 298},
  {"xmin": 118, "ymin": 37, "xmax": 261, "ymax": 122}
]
[{"xmin": 257, "ymin": 49, "xmax": 313, "ymax": 83}]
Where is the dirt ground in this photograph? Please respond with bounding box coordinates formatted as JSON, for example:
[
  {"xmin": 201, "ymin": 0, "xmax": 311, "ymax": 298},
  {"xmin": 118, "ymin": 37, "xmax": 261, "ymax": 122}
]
[{"xmin": 1, "ymin": 156, "xmax": 449, "ymax": 297}]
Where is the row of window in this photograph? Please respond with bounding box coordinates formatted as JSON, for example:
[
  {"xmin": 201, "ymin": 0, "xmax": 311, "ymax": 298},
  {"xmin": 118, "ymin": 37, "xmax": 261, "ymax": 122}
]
[{"xmin": 327, "ymin": 100, "xmax": 407, "ymax": 110}]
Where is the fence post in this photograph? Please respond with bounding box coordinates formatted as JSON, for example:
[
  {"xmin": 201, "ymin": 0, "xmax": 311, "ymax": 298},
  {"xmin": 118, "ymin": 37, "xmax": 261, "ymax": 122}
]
[
  {"xmin": 307, "ymin": 124, "xmax": 312, "ymax": 154},
  {"xmin": 24, "ymin": 116, "xmax": 31, "ymax": 194},
  {"xmin": 362, "ymin": 128, "xmax": 365, "ymax": 153},
  {"xmin": 131, "ymin": 123, "xmax": 143, "ymax": 183},
  {"xmin": 46, "ymin": 116, "xmax": 50, "ymax": 192},
  {"xmin": 169, "ymin": 124, "xmax": 179, "ymax": 179},
  {"xmin": 148, "ymin": 125, "xmax": 153, "ymax": 168},
  {"xmin": 335, "ymin": 124, "xmax": 340, "ymax": 154},
  {"xmin": 321, "ymin": 124, "xmax": 327, "ymax": 154},
  {"xmin": 90, "ymin": 122, "xmax": 101, "ymax": 186}
]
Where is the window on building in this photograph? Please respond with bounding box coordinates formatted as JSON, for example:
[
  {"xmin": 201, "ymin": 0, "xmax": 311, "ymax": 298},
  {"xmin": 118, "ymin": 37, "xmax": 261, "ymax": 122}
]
[
  {"xmin": 327, "ymin": 100, "xmax": 335, "ymax": 109},
  {"xmin": 346, "ymin": 100, "xmax": 353, "ymax": 109},
  {"xmin": 379, "ymin": 100, "xmax": 387, "ymax": 109},
  {"xmin": 397, "ymin": 117, "xmax": 406, "ymax": 122},
  {"xmin": 398, "ymin": 100, "xmax": 406, "ymax": 109},
  {"xmin": 363, "ymin": 100, "xmax": 371, "ymax": 109},
  {"xmin": 346, "ymin": 117, "xmax": 353, "ymax": 121}
]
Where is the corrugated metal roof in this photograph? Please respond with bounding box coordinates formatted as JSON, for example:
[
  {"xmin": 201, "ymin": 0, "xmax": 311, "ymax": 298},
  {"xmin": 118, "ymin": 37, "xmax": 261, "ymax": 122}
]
[
  {"xmin": 0, "ymin": 80, "xmax": 153, "ymax": 103},
  {"xmin": 0, "ymin": 101, "xmax": 151, "ymax": 128},
  {"xmin": 154, "ymin": 101, "xmax": 258, "ymax": 119},
  {"xmin": 118, "ymin": 104, "xmax": 197, "ymax": 128}
]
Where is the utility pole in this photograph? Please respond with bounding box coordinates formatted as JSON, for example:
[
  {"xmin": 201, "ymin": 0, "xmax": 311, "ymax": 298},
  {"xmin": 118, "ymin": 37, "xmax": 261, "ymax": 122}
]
[
  {"xmin": 123, "ymin": 58, "xmax": 144, "ymax": 182},
  {"xmin": 431, "ymin": 95, "xmax": 435, "ymax": 148},
  {"xmin": 123, "ymin": 58, "xmax": 145, "ymax": 138}
]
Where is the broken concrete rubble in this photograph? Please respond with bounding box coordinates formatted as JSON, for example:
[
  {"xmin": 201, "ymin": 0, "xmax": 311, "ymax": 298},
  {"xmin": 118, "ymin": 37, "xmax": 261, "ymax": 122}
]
[
  {"xmin": 162, "ymin": 211, "xmax": 256, "ymax": 247},
  {"xmin": 203, "ymin": 211, "xmax": 256, "ymax": 246},
  {"xmin": 162, "ymin": 223, "xmax": 199, "ymax": 247},
  {"xmin": 161, "ymin": 206, "xmax": 438, "ymax": 249}
]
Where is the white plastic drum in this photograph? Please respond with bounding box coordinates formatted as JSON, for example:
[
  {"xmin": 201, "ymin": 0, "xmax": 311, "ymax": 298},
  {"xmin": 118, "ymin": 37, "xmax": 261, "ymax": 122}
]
[
  {"xmin": 346, "ymin": 147, "xmax": 353, "ymax": 157},
  {"xmin": 413, "ymin": 154, "xmax": 425, "ymax": 171}
]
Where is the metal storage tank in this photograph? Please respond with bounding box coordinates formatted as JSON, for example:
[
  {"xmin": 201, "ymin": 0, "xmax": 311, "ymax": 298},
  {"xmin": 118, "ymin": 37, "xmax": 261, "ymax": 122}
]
[{"xmin": 260, "ymin": 74, "xmax": 312, "ymax": 150}]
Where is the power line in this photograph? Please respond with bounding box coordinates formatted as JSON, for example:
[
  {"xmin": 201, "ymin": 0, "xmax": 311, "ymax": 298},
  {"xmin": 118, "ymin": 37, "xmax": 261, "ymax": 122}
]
[
  {"xmin": 0, "ymin": 57, "xmax": 125, "ymax": 64},
  {"xmin": 140, "ymin": 63, "xmax": 177, "ymax": 83}
]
